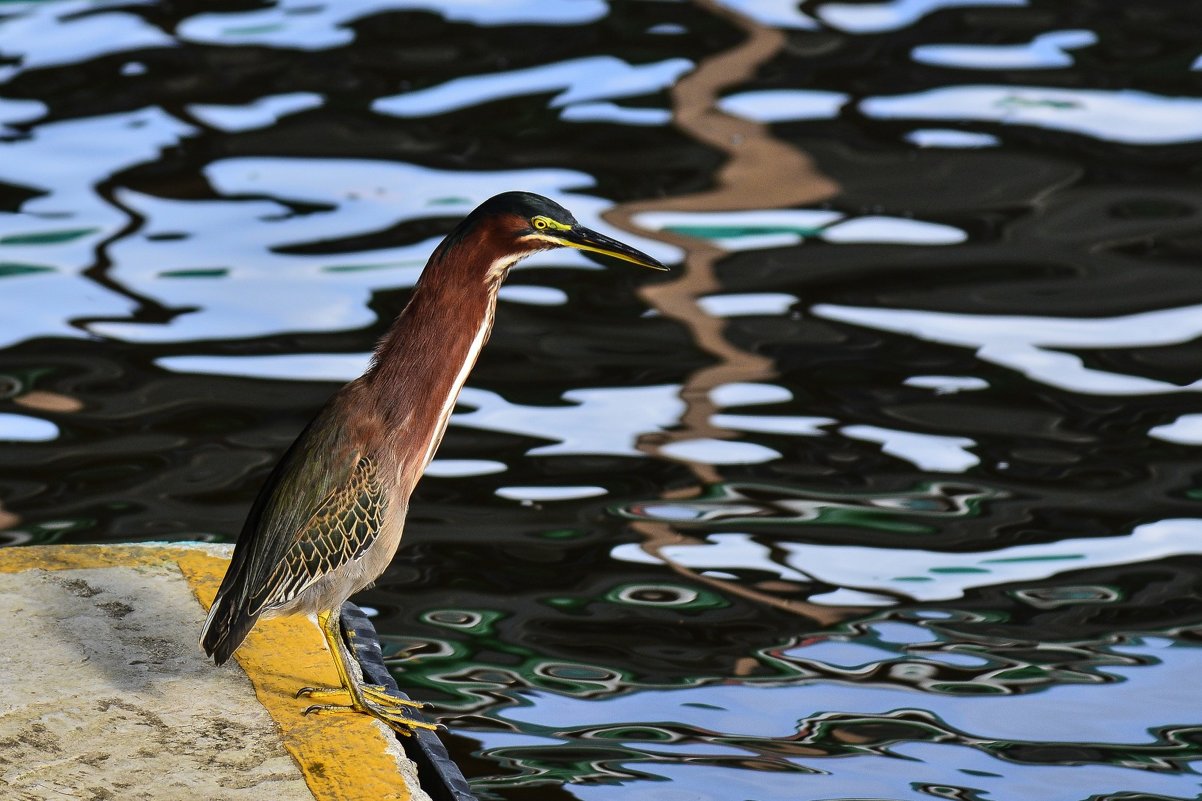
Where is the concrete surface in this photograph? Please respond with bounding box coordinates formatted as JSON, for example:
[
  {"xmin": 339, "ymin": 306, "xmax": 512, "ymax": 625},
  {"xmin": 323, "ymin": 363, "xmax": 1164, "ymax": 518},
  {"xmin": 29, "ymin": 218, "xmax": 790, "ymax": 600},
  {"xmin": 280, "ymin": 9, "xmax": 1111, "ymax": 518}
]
[{"xmin": 0, "ymin": 543, "xmax": 432, "ymax": 801}]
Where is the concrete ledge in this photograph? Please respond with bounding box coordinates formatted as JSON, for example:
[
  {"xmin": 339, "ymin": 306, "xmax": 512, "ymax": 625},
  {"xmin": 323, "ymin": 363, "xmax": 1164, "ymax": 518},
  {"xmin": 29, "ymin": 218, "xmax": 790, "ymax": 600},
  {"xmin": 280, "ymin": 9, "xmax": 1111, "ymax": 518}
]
[{"xmin": 0, "ymin": 543, "xmax": 433, "ymax": 801}]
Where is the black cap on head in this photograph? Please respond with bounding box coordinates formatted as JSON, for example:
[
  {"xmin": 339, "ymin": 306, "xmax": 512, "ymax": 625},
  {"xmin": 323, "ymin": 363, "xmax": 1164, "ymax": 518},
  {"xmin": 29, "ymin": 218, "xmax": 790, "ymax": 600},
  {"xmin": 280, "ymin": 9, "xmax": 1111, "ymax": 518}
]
[
  {"xmin": 470, "ymin": 191, "xmax": 578, "ymax": 226},
  {"xmin": 447, "ymin": 191, "xmax": 668, "ymax": 272}
]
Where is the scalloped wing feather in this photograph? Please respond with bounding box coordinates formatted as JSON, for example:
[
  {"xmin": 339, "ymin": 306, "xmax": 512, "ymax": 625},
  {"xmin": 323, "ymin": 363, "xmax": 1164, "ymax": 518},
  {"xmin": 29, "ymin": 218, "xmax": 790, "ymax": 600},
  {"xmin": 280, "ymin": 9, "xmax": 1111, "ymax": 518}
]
[{"xmin": 248, "ymin": 455, "xmax": 386, "ymax": 615}]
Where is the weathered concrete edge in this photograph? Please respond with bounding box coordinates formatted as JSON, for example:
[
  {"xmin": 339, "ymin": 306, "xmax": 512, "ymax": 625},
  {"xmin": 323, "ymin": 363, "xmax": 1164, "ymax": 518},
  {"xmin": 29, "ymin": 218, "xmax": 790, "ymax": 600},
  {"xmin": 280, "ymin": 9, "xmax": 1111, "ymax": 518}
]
[
  {"xmin": 341, "ymin": 604, "xmax": 479, "ymax": 801},
  {"xmin": 0, "ymin": 542, "xmax": 431, "ymax": 801}
]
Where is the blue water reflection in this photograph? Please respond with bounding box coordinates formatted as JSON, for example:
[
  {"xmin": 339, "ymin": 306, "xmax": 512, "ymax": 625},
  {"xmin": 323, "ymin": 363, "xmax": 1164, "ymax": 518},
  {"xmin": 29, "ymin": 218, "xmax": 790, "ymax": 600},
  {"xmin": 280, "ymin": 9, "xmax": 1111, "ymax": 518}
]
[
  {"xmin": 177, "ymin": 0, "xmax": 612, "ymax": 49},
  {"xmin": 613, "ymin": 519, "xmax": 1202, "ymax": 602},
  {"xmin": 94, "ymin": 158, "xmax": 674, "ymax": 341},
  {"xmin": 488, "ymin": 638, "xmax": 1202, "ymax": 797},
  {"xmin": 373, "ymin": 56, "xmax": 691, "ymax": 118},
  {"xmin": 912, "ymin": 30, "xmax": 1097, "ymax": 70},
  {"xmin": 814, "ymin": 303, "xmax": 1202, "ymax": 395}
]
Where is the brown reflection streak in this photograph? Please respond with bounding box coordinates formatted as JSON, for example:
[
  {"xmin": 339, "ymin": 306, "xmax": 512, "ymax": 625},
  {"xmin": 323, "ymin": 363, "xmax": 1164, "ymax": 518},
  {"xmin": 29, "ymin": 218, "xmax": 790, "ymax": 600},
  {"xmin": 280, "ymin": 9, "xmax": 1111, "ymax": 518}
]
[
  {"xmin": 635, "ymin": 520, "xmax": 859, "ymax": 627},
  {"xmin": 606, "ymin": 0, "xmax": 853, "ymax": 622},
  {"xmin": 608, "ymin": 0, "xmax": 838, "ymax": 474},
  {"xmin": 0, "ymin": 500, "xmax": 18, "ymax": 531},
  {"xmin": 15, "ymin": 391, "xmax": 84, "ymax": 413}
]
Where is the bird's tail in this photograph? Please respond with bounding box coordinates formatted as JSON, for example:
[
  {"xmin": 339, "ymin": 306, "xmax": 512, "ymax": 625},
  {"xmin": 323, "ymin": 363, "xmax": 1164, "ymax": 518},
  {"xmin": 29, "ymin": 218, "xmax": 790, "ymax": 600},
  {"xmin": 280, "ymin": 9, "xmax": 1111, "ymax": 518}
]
[{"xmin": 200, "ymin": 591, "xmax": 260, "ymax": 666}]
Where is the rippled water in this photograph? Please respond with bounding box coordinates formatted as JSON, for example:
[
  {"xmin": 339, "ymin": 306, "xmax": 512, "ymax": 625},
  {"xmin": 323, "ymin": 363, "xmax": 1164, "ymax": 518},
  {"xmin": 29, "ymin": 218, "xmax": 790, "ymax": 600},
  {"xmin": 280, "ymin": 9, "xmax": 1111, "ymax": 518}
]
[{"xmin": 4, "ymin": 1, "xmax": 1202, "ymax": 799}]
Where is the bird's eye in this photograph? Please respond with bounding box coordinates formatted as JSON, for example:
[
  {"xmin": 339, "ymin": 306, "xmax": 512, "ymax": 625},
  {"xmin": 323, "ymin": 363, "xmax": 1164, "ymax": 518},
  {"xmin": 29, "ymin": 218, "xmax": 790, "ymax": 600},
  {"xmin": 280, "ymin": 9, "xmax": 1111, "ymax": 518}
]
[{"xmin": 532, "ymin": 217, "xmax": 549, "ymax": 230}]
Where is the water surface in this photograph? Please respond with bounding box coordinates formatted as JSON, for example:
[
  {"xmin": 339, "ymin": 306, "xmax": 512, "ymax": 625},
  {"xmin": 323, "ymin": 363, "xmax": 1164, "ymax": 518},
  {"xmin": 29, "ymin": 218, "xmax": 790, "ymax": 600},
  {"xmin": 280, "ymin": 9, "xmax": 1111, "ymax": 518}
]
[{"xmin": 3, "ymin": 1, "xmax": 1202, "ymax": 799}]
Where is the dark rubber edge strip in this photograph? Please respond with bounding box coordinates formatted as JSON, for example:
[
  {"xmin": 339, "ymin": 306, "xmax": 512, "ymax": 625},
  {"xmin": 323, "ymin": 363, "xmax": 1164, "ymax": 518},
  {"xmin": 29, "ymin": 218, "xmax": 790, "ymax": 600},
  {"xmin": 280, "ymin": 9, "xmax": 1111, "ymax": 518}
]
[{"xmin": 342, "ymin": 602, "xmax": 479, "ymax": 801}]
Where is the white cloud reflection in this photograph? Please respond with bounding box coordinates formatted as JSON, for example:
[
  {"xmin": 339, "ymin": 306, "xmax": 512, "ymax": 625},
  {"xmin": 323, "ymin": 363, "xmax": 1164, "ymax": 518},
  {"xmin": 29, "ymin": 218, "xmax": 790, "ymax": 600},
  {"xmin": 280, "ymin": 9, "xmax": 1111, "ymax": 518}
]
[
  {"xmin": 178, "ymin": 0, "xmax": 611, "ymax": 50},
  {"xmin": 0, "ymin": 3, "xmax": 174, "ymax": 71},
  {"xmin": 454, "ymin": 384, "xmax": 685, "ymax": 457},
  {"xmin": 912, "ymin": 30, "xmax": 1096, "ymax": 70},
  {"xmin": 0, "ymin": 108, "xmax": 193, "ymax": 348},
  {"xmin": 612, "ymin": 518, "xmax": 1202, "ymax": 604},
  {"xmin": 841, "ymin": 424, "xmax": 978, "ymax": 471},
  {"xmin": 862, "ymin": 85, "xmax": 1202, "ymax": 144},
  {"xmin": 187, "ymin": 92, "xmax": 324, "ymax": 133},
  {"xmin": 1148, "ymin": 414, "xmax": 1202, "ymax": 445},
  {"xmin": 814, "ymin": 302, "xmax": 1202, "ymax": 396},
  {"xmin": 373, "ymin": 56, "xmax": 691, "ymax": 118},
  {"xmin": 817, "ymin": 0, "xmax": 1026, "ymax": 35},
  {"xmin": 713, "ymin": 0, "xmax": 819, "ymax": 29},
  {"xmin": 0, "ymin": 412, "xmax": 59, "ymax": 442},
  {"xmin": 89, "ymin": 158, "xmax": 676, "ymax": 343}
]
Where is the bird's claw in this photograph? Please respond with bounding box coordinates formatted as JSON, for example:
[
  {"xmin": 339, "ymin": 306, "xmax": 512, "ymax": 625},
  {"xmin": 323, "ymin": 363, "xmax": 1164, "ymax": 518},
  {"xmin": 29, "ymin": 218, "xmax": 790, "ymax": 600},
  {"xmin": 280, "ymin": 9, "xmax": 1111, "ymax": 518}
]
[
  {"xmin": 294, "ymin": 683, "xmax": 426, "ymax": 707},
  {"xmin": 302, "ymin": 699, "xmax": 439, "ymax": 735}
]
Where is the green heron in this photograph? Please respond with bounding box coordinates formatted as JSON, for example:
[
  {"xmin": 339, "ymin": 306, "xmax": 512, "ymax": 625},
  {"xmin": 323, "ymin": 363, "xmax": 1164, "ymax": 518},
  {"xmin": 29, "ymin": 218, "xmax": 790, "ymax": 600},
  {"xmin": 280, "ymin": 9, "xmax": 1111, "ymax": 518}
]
[{"xmin": 201, "ymin": 191, "xmax": 666, "ymax": 734}]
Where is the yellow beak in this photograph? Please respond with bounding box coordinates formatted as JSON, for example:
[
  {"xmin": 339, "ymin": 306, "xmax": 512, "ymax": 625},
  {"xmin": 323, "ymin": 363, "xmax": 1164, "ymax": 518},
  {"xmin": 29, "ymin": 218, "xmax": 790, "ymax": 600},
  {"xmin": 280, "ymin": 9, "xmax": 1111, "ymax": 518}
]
[{"xmin": 547, "ymin": 225, "xmax": 668, "ymax": 271}]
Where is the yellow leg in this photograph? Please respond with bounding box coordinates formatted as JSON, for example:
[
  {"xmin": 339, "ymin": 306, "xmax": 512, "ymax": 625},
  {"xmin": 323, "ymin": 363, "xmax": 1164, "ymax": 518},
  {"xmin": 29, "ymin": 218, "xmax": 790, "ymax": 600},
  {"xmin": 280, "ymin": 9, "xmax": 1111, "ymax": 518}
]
[{"xmin": 299, "ymin": 610, "xmax": 438, "ymax": 736}]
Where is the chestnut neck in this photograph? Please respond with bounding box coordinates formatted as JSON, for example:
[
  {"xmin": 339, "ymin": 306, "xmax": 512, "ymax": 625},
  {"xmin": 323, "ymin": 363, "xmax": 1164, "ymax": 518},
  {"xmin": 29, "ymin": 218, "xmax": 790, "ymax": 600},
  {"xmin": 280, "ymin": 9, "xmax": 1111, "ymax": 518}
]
[{"xmin": 362, "ymin": 227, "xmax": 513, "ymax": 445}]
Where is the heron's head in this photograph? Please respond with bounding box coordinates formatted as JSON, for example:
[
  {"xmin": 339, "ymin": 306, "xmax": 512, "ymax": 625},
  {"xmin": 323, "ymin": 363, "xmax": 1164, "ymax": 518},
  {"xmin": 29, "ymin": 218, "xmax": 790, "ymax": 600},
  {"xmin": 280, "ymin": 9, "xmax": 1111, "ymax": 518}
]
[{"xmin": 438, "ymin": 191, "xmax": 668, "ymax": 282}]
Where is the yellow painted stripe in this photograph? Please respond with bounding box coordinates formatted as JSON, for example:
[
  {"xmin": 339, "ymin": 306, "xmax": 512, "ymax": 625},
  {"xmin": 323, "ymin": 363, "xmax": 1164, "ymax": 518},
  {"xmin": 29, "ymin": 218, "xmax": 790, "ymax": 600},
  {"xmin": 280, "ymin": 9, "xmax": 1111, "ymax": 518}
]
[{"xmin": 0, "ymin": 544, "xmax": 412, "ymax": 801}]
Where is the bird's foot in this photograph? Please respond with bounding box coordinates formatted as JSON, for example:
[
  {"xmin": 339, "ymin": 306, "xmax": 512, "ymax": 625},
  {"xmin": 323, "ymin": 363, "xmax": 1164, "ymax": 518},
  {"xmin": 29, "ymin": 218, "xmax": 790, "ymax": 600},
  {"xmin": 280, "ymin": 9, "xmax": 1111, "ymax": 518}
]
[
  {"xmin": 302, "ymin": 695, "xmax": 440, "ymax": 735},
  {"xmin": 295, "ymin": 684, "xmax": 426, "ymax": 708}
]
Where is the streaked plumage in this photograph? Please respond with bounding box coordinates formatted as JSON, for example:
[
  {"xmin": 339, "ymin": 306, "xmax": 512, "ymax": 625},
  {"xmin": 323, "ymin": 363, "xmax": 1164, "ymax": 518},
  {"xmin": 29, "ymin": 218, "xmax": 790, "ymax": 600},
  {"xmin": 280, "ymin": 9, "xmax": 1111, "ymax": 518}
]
[{"xmin": 200, "ymin": 191, "xmax": 666, "ymax": 733}]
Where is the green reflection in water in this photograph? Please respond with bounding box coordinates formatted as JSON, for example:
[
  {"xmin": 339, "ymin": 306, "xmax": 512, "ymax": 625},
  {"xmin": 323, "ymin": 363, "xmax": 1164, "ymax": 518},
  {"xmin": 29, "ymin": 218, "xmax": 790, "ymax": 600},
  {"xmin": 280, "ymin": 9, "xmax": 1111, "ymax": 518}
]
[
  {"xmin": 0, "ymin": 227, "xmax": 97, "ymax": 245},
  {"xmin": 2, "ymin": 516, "xmax": 98, "ymax": 547},
  {"xmin": 535, "ymin": 528, "xmax": 587, "ymax": 540},
  {"xmin": 605, "ymin": 582, "xmax": 728, "ymax": 610},
  {"xmin": 985, "ymin": 554, "xmax": 1085, "ymax": 564},
  {"xmin": 322, "ymin": 260, "xmax": 424, "ymax": 273},
  {"xmin": 0, "ymin": 263, "xmax": 54, "ymax": 277},
  {"xmin": 422, "ymin": 607, "xmax": 505, "ymax": 635},
  {"xmin": 159, "ymin": 268, "xmax": 229, "ymax": 278},
  {"xmin": 664, "ymin": 224, "xmax": 825, "ymax": 239},
  {"xmin": 615, "ymin": 480, "xmax": 1006, "ymax": 532}
]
